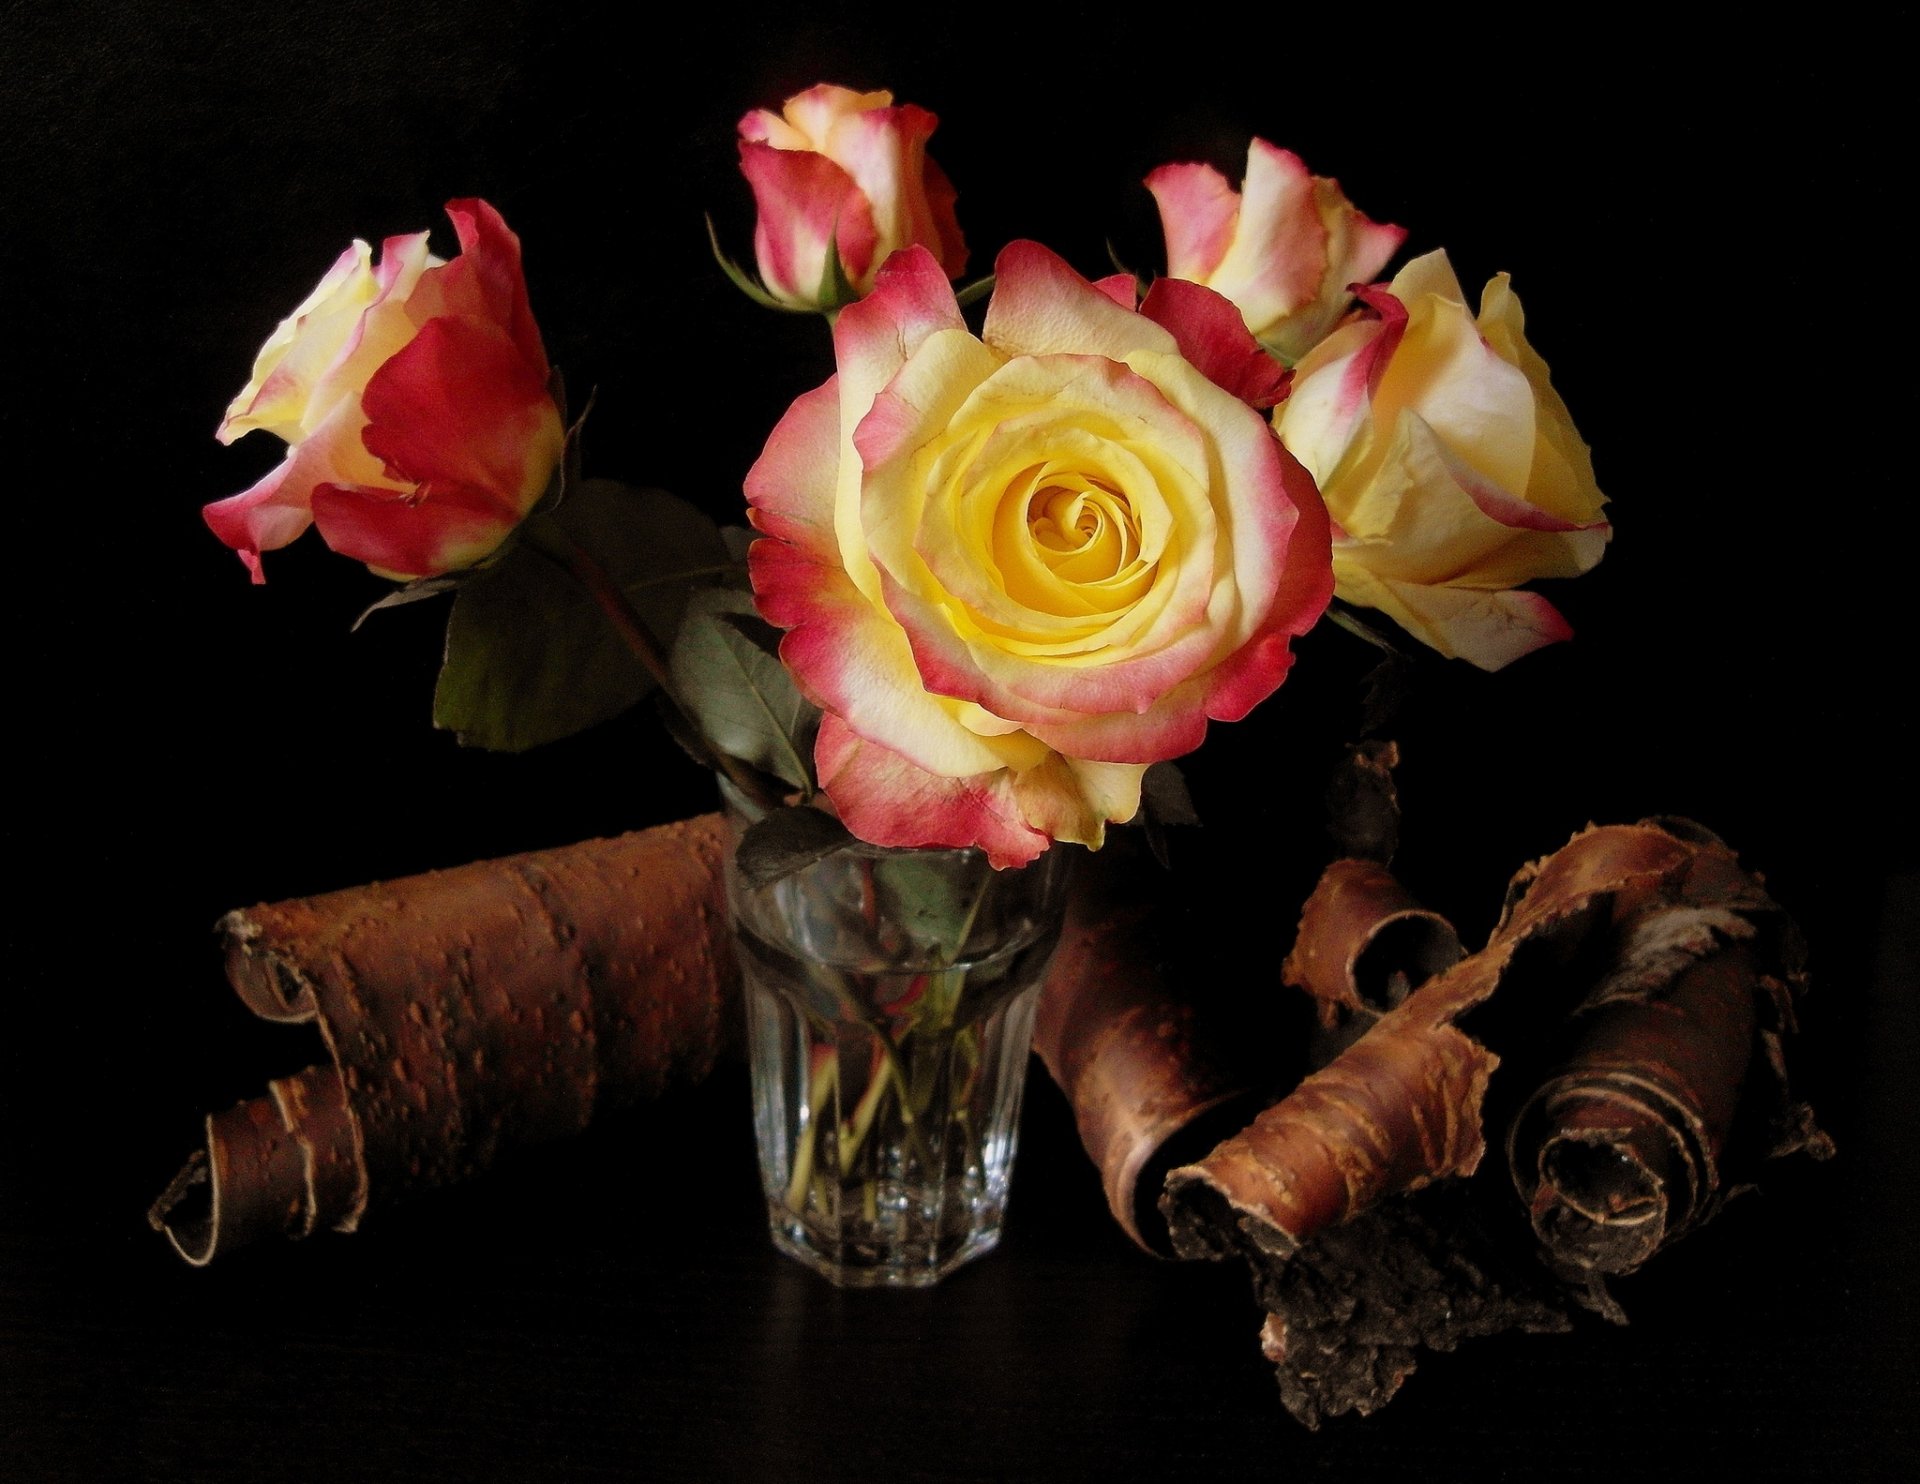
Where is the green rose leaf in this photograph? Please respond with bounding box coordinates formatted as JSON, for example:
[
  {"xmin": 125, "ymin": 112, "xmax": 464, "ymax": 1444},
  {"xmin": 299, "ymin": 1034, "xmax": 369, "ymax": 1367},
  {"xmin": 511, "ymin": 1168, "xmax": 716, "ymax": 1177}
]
[
  {"xmin": 734, "ymin": 805, "xmax": 854, "ymax": 890},
  {"xmin": 1139, "ymin": 760, "xmax": 1200, "ymax": 870},
  {"xmin": 669, "ymin": 586, "xmax": 817, "ymax": 793},
  {"xmin": 1141, "ymin": 761, "xmax": 1200, "ymax": 828},
  {"xmin": 720, "ymin": 524, "xmax": 758, "ymax": 564},
  {"xmin": 353, "ymin": 575, "xmax": 461, "ymax": 630},
  {"xmin": 871, "ymin": 850, "xmax": 994, "ymax": 966},
  {"xmin": 433, "ymin": 479, "xmax": 726, "ymax": 752}
]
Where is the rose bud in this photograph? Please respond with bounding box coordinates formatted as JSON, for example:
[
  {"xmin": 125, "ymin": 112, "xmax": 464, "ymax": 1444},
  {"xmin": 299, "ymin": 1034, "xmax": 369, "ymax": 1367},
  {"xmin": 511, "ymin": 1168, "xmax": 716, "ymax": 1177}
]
[
  {"xmin": 206, "ymin": 199, "xmax": 564, "ymax": 583},
  {"xmin": 745, "ymin": 243, "xmax": 1331, "ymax": 868},
  {"xmin": 1275, "ymin": 250, "xmax": 1611, "ymax": 670},
  {"xmin": 736, "ymin": 84, "xmax": 967, "ymax": 313},
  {"xmin": 1146, "ymin": 139, "xmax": 1404, "ymax": 364}
]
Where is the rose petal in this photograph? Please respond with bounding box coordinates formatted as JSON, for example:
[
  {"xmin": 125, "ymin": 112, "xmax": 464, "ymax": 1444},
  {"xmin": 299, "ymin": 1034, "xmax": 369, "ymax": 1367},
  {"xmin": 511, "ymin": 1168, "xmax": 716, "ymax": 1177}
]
[
  {"xmin": 1204, "ymin": 141, "xmax": 1330, "ymax": 334},
  {"xmin": 1144, "ymin": 160, "xmax": 1241, "ymax": 281},
  {"xmin": 744, "ymin": 374, "xmax": 844, "ymax": 559},
  {"xmin": 359, "ymin": 315, "xmax": 561, "ymax": 521},
  {"xmin": 203, "ymin": 390, "xmax": 392, "ymax": 580},
  {"xmin": 1140, "ymin": 277, "xmax": 1292, "ymax": 409},
  {"xmin": 983, "ymin": 240, "xmax": 1176, "ymax": 363},
  {"xmin": 739, "ymin": 139, "xmax": 880, "ymax": 302},
  {"xmin": 1337, "ymin": 565, "xmax": 1575, "ymax": 671},
  {"xmin": 433, "ymin": 199, "xmax": 550, "ymax": 371},
  {"xmin": 218, "ymin": 240, "xmax": 377, "ymax": 446},
  {"xmin": 749, "ymin": 539, "xmax": 1019, "ymax": 779},
  {"xmin": 309, "ymin": 480, "xmax": 526, "ymax": 581},
  {"xmin": 832, "ymin": 103, "xmax": 944, "ymax": 277},
  {"xmin": 814, "ymin": 715, "xmax": 1051, "ymax": 869}
]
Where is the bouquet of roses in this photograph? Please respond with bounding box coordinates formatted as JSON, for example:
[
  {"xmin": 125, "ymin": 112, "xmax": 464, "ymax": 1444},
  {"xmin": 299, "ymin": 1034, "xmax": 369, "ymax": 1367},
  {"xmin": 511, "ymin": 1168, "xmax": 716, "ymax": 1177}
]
[
  {"xmin": 192, "ymin": 83, "xmax": 1618, "ymax": 1303},
  {"xmin": 204, "ymin": 83, "xmax": 1609, "ymax": 872}
]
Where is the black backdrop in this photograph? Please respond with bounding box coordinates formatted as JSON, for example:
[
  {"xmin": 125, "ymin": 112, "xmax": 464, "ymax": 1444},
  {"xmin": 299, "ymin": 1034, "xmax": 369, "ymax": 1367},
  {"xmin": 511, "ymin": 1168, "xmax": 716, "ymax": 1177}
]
[{"xmin": 5, "ymin": 5, "xmax": 1915, "ymax": 1480}]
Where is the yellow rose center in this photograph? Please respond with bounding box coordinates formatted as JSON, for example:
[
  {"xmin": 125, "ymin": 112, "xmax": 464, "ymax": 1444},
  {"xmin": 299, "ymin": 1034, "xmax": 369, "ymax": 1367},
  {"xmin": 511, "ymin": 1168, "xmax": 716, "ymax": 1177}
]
[{"xmin": 992, "ymin": 464, "xmax": 1155, "ymax": 622}]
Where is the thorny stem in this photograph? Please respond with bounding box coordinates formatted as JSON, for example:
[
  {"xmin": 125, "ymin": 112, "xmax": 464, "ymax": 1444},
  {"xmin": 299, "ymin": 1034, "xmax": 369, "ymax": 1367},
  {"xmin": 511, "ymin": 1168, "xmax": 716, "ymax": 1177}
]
[{"xmin": 521, "ymin": 523, "xmax": 782, "ymax": 813}]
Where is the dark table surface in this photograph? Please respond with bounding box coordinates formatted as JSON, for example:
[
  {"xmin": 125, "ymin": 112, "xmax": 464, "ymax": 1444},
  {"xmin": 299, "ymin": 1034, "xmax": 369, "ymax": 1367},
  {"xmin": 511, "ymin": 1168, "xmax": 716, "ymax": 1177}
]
[{"xmin": 5, "ymin": 5, "xmax": 1915, "ymax": 1479}]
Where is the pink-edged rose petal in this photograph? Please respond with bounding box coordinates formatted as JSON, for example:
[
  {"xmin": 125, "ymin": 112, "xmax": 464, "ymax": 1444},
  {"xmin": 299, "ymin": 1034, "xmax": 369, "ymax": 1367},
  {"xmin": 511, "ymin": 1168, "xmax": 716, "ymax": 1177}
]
[
  {"xmin": 1140, "ymin": 276, "xmax": 1292, "ymax": 409},
  {"xmin": 359, "ymin": 315, "xmax": 561, "ymax": 522},
  {"xmin": 815, "ymin": 715, "xmax": 1051, "ymax": 869},
  {"xmin": 310, "ymin": 480, "xmax": 524, "ymax": 582}
]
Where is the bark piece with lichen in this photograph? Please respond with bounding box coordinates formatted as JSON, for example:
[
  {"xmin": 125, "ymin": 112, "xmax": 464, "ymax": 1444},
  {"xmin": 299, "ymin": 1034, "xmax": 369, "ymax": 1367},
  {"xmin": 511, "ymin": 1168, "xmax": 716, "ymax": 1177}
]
[{"xmin": 1163, "ymin": 817, "xmax": 1830, "ymax": 1424}]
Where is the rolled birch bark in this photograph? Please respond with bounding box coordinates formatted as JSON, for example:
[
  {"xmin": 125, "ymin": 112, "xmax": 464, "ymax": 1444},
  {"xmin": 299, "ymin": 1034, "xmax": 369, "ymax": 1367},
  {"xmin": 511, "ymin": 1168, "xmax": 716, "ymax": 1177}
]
[{"xmin": 150, "ymin": 813, "xmax": 740, "ymax": 1265}]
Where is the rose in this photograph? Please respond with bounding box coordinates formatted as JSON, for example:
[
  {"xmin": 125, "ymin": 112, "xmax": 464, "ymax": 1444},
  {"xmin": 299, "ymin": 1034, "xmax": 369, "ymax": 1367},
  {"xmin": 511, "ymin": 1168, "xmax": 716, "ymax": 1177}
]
[
  {"xmin": 1274, "ymin": 250, "xmax": 1610, "ymax": 670},
  {"xmin": 1146, "ymin": 138, "xmax": 1404, "ymax": 364},
  {"xmin": 746, "ymin": 241, "xmax": 1332, "ymax": 868},
  {"xmin": 206, "ymin": 198, "xmax": 563, "ymax": 583},
  {"xmin": 737, "ymin": 84, "xmax": 967, "ymax": 312}
]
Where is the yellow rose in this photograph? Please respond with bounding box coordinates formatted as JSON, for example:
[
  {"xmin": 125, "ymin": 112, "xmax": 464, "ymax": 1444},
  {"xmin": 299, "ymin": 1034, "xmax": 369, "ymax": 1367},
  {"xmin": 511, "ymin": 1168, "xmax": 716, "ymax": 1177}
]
[{"xmin": 1276, "ymin": 250, "xmax": 1609, "ymax": 669}]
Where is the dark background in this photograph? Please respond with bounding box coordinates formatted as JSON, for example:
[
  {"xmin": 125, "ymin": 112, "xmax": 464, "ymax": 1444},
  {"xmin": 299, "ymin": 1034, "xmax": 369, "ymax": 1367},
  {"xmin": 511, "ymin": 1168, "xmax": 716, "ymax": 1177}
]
[{"xmin": 4, "ymin": 4, "xmax": 1914, "ymax": 1479}]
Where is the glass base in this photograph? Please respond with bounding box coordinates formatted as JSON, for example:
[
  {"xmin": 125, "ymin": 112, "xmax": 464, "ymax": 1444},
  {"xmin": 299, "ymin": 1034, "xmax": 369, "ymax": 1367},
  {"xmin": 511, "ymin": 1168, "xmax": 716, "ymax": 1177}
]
[
  {"xmin": 765, "ymin": 1188, "xmax": 1007, "ymax": 1290},
  {"xmin": 743, "ymin": 972, "xmax": 1040, "ymax": 1288}
]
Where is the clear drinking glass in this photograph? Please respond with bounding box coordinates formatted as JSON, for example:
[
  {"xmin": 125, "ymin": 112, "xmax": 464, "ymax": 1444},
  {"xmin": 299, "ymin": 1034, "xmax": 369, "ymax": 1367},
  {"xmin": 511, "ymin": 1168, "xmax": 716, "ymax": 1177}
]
[{"xmin": 722, "ymin": 799, "xmax": 1073, "ymax": 1288}]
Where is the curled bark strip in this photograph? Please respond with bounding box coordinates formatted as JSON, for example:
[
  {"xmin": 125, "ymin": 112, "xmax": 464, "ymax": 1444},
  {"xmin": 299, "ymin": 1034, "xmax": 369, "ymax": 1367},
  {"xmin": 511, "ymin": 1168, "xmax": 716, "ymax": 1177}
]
[
  {"xmin": 151, "ymin": 814, "xmax": 741, "ymax": 1264},
  {"xmin": 1280, "ymin": 858, "xmax": 1464, "ymax": 1027},
  {"xmin": 1163, "ymin": 817, "xmax": 1829, "ymax": 1424},
  {"xmin": 1168, "ymin": 1018, "xmax": 1493, "ymax": 1263},
  {"xmin": 1032, "ymin": 842, "xmax": 1261, "ymax": 1255},
  {"xmin": 1509, "ymin": 913, "xmax": 1831, "ymax": 1283}
]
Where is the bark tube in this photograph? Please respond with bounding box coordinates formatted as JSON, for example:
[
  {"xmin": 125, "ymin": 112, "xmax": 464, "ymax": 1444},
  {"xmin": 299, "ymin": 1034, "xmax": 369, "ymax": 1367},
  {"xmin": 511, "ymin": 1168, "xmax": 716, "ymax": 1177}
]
[
  {"xmin": 1279, "ymin": 857, "xmax": 1465, "ymax": 1052},
  {"xmin": 151, "ymin": 813, "xmax": 741, "ymax": 1265},
  {"xmin": 1031, "ymin": 842, "xmax": 1261, "ymax": 1255}
]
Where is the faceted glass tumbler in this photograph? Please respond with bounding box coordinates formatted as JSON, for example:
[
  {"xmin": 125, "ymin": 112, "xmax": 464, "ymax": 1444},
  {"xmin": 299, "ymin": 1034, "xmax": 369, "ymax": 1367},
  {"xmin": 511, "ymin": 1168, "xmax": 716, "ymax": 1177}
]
[{"xmin": 723, "ymin": 805, "xmax": 1072, "ymax": 1288}]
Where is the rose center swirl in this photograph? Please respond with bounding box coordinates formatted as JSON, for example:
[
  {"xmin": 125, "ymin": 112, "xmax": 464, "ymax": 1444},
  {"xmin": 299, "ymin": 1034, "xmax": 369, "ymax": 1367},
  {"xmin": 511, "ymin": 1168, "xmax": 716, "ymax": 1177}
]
[{"xmin": 991, "ymin": 464, "xmax": 1154, "ymax": 622}]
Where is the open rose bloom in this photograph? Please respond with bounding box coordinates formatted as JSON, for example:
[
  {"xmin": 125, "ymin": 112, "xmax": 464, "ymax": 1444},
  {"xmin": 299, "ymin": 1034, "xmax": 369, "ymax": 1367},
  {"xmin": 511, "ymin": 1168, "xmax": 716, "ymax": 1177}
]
[
  {"xmin": 1276, "ymin": 250, "xmax": 1610, "ymax": 669},
  {"xmin": 207, "ymin": 199, "xmax": 563, "ymax": 582},
  {"xmin": 1147, "ymin": 139, "xmax": 1404, "ymax": 365},
  {"xmin": 747, "ymin": 242, "xmax": 1332, "ymax": 868},
  {"xmin": 738, "ymin": 84, "xmax": 966, "ymax": 312}
]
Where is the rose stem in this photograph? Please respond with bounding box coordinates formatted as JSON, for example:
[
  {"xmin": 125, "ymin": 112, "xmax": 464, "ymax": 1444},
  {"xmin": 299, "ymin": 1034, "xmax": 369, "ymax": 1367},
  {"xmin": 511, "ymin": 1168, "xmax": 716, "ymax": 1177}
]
[
  {"xmin": 786, "ymin": 1048, "xmax": 839, "ymax": 1211},
  {"xmin": 522, "ymin": 524, "xmax": 783, "ymax": 813}
]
